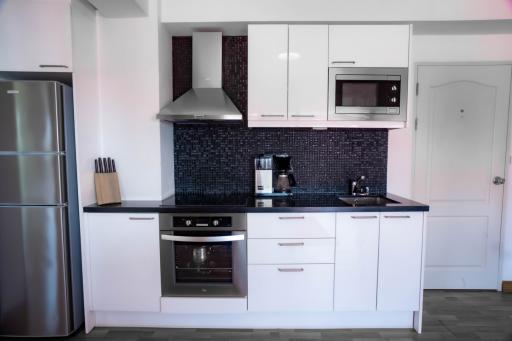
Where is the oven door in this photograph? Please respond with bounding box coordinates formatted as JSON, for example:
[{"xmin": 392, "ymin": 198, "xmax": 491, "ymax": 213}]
[
  {"xmin": 328, "ymin": 67, "xmax": 408, "ymax": 121},
  {"xmin": 160, "ymin": 230, "xmax": 247, "ymax": 297}
]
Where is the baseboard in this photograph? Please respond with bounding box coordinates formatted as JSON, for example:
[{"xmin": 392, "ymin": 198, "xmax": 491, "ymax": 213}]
[{"xmin": 502, "ymin": 281, "xmax": 512, "ymax": 293}]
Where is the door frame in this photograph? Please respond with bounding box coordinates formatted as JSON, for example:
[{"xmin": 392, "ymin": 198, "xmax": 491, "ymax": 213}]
[{"xmin": 411, "ymin": 61, "xmax": 512, "ymax": 291}]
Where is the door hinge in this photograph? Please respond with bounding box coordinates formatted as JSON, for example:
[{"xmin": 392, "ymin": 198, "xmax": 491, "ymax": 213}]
[
  {"xmin": 414, "ymin": 117, "xmax": 418, "ymax": 130},
  {"xmin": 416, "ymin": 82, "xmax": 419, "ymax": 96}
]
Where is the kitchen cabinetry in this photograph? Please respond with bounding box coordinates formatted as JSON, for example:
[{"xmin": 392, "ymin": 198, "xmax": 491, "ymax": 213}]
[
  {"xmin": 288, "ymin": 25, "xmax": 328, "ymax": 121},
  {"xmin": 247, "ymin": 212, "xmax": 336, "ymax": 312},
  {"xmin": 334, "ymin": 212, "xmax": 379, "ymax": 311},
  {"xmin": 87, "ymin": 213, "xmax": 160, "ymax": 312},
  {"xmin": 328, "ymin": 25, "xmax": 410, "ymax": 68},
  {"xmin": 248, "ymin": 25, "xmax": 288, "ymax": 121},
  {"xmin": 335, "ymin": 211, "xmax": 424, "ymax": 312},
  {"xmin": 248, "ymin": 24, "xmax": 410, "ymax": 128},
  {"xmin": 377, "ymin": 212, "xmax": 423, "ymax": 311},
  {"xmin": 0, "ymin": 0, "xmax": 73, "ymax": 72}
]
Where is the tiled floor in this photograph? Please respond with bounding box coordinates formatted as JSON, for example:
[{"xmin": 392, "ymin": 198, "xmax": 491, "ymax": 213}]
[{"xmin": 26, "ymin": 291, "xmax": 512, "ymax": 340}]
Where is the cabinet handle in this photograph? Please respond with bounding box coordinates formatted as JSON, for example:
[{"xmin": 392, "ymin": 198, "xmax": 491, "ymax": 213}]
[
  {"xmin": 291, "ymin": 114, "xmax": 316, "ymax": 118},
  {"xmin": 278, "ymin": 216, "xmax": 305, "ymax": 220},
  {"xmin": 350, "ymin": 215, "xmax": 378, "ymax": 219},
  {"xmin": 260, "ymin": 114, "xmax": 285, "ymax": 117},
  {"xmin": 383, "ymin": 215, "xmax": 411, "ymax": 219},
  {"xmin": 39, "ymin": 64, "xmax": 69, "ymax": 68},
  {"xmin": 278, "ymin": 268, "xmax": 304, "ymax": 272},
  {"xmin": 278, "ymin": 242, "xmax": 305, "ymax": 247},
  {"xmin": 331, "ymin": 61, "xmax": 356, "ymax": 64},
  {"xmin": 129, "ymin": 217, "xmax": 155, "ymax": 221}
]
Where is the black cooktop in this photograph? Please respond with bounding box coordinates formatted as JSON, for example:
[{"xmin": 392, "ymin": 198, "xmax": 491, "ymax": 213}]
[{"xmin": 161, "ymin": 193, "xmax": 250, "ymax": 207}]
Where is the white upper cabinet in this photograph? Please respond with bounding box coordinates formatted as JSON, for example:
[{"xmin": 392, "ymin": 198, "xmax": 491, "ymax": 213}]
[
  {"xmin": 377, "ymin": 212, "xmax": 424, "ymax": 311},
  {"xmin": 329, "ymin": 25, "xmax": 410, "ymax": 68},
  {"xmin": 0, "ymin": 0, "xmax": 73, "ymax": 72},
  {"xmin": 87, "ymin": 213, "xmax": 161, "ymax": 312},
  {"xmin": 288, "ymin": 25, "xmax": 328, "ymax": 121},
  {"xmin": 248, "ymin": 25, "xmax": 288, "ymax": 121}
]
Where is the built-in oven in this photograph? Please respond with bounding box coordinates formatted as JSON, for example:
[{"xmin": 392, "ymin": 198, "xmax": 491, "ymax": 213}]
[
  {"xmin": 328, "ymin": 67, "xmax": 408, "ymax": 121},
  {"xmin": 159, "ymin": 213, "xmax": 247, "ymax": 297}
]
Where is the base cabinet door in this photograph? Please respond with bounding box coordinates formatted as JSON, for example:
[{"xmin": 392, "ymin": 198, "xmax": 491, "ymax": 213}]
[
  {"xmin": 248, "ymin": 264, "xmax": 334, "ymax": 312},
  {"xmin": 87, "ymin": 213, "xmax": 161, "ymax": 312},
  {"xmin": 377, "ymin": 212, "xmax": 423, "ymax": 311},
  {"xmin": 334, "ymin": 212, "xmax": 379, "ymax": 311}
]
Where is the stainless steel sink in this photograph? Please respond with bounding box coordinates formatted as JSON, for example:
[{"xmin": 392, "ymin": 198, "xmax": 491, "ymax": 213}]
[{"xmin": 338, "ymin": 196, "xmax": 399, "ymax": 206}]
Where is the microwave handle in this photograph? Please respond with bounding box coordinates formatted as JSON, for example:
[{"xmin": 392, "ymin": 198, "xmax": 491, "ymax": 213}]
[{"xmin": 161, "ymin": 234, "xmax": 245, "ymax": 243}]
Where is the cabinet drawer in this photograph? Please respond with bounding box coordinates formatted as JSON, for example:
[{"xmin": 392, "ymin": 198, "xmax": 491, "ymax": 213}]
[
  {"xmin": 248, "ymin": 264, "xmax": 334, "ymax": 312},
  {"xmin": 247, "ymin": 213, "xmax": 335, "ymax": 238},
  {"xmin": 248, "ymin": 238, "xmax": 334, "ymax": 264}
]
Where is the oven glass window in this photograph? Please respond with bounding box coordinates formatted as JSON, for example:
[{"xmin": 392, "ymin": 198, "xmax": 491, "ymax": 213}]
[
  {"xmin": 335, "ymin": 80, "xmax": 400, "ymax": 108},
  {"xmin": 174, "ymin": 231, "xmax": 233, "ymax": 283}
]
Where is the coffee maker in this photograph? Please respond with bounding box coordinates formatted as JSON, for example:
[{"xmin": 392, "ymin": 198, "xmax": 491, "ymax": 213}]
[{"xmin": 254, "ymin": 154, "xmax": 296, "ymax": 196}]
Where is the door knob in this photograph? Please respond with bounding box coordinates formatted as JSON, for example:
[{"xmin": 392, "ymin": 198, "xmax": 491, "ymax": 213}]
[{"xmin": 493, "ymin": 176, "xmax": 506, "ymax": 185}]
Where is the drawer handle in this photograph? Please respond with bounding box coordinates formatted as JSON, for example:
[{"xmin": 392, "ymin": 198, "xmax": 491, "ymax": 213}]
[
  {"xmin": 383, "ymin": 215, "xmax": 411, "ymax": 219},
  {"xmin": 278, "ymin": 216, "xmax": 305, "ymax": 220},
  {"xmin": 129, "ymin": 217, "xmax": 155, "ymax": 221},
  {"xmin": 278, "ymin": 268, "xmax": 304, "ymax": 272},
  {"xmin": 351, "ymin": 215, "xmax": 378, "ymax": 219},
  {"xmin": 331, "ymin": 61, "xmax": 356, "ymax": 64},
  {"xmin": 39, "ymin": 64, "xmax": 69, "ymax": 68},
  {"xmin": 261, "ymin": 114, "xmax": 285, "ymax": 117},
  {"xmin": 291, "ymin": 114, "xmax": 315, "ymax": 118},
  {"xmin": 278, "ymin": 242, "xmax": 305, "ymax": 247}
]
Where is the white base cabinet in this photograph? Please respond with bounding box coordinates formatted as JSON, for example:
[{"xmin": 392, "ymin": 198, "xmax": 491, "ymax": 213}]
[
  {"xmin": 377, "ymin": 212, "xmax": 424, "ymax": 311},
  {"xmin": 248, "ymin": 264, "xmax": 334, "ymax": 312},
  {"xmin": 334, "ymin": 213, "xmax": 380, "ymax": 311},
  {"xmin": 87, "ymin": 213, "xmax": 161, "ymax": 312}
]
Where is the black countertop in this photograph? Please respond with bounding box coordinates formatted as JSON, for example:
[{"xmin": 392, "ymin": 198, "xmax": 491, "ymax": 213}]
[{"xmin": 83, "ymin": 193, "xmax": 429, "ymax": 213}]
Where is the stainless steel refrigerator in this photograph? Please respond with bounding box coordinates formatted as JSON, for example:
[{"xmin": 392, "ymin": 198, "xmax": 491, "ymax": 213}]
[{"xmin": 0, "ymin": 81, "xmax": 84, "ymax": 337}]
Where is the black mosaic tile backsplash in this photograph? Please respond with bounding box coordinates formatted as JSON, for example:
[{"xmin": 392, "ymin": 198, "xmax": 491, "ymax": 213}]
[
  {"xmin": 172, "ymin": 36, "xmax": 388, "ymax": 195},
  {"xmin": 174, "ymin": 126, "xmax": 388, "ymax": 195}
]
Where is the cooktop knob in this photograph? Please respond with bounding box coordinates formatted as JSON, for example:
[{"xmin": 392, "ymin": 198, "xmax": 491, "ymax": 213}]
[
  {"xmin": 212, "ymin": 219, "xmax": 220, "ymax": 226},
  {"xmin": 391, "ymin": 85, "xmax": 398, "ymax": 91},
  {"xmin": 185, "ymin": 219, "xmax": 192, "ymax": 226},
  {"xmin": 390, "ymin": 97, "xmax": 397, "ymax": 103}
]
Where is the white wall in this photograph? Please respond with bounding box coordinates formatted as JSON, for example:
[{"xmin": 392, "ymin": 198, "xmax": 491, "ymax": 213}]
[
  {"xmin": 97, "ymin": 0, "xmax": 164, "ymax": 200},
  {"xmin": 387, "ymin": 30, "xmax": 512, "ymax": 282},
  {"xmin": 70, "ymin": 0, "xmax": 101, "ymax": 331},
  {"xmin": 161, "ymin": 0, "xmax": 512, "ymax": 23}
]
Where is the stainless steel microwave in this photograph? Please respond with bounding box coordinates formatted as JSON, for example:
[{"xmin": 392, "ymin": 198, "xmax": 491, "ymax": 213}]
[{"xmin": 328, "ymin": 67, "xmax": 408, "ymax": 121}]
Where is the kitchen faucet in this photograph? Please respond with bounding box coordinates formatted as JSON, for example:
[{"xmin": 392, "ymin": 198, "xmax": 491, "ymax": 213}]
[{"xmin": 351, "ymin": 176, "xmax": 370, "ymax": 196}]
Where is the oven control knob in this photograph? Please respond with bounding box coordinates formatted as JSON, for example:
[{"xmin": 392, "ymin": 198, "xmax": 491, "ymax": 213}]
[
  {"xmin": 212, "ymin": 219, "xmax": 220, "ymax": 227},
  {"xmin": 185, "ymin": 219, "xmax": 192, "ymax": 227},
  {"xmin": 390, "ymin": 97, "xmax": 397, "ymax": 103},
  {"xmin": 391, "ymin": 85, "xmax": 398, "ymax": 91}
]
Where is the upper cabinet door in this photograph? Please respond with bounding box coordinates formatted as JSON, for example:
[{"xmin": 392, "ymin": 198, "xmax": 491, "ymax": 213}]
[
  {"xmin": 0, "ymin": 0, "xmax": 72, "ymax": 72},
  {"xmin": 329, "ymin": 25, "xmax": 410, "ymax": 68},
  {"xmin": 248, "ymin": 25, "xmax": 288, "ymax": 121},
  {"xmin": 288, "ymin": 25, "xmax": 328, "ymax": 121}
]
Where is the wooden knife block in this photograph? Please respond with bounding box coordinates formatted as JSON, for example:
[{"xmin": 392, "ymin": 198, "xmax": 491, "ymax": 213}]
[{"xmin": 95, "ymin": 173, "xmax": 121, "ymax": 205}]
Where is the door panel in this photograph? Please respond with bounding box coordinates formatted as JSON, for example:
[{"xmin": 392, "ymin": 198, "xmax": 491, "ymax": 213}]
[
  {"xmin": 0, "ymin": 81, "xmax": 64, "ymax": 152},
  {"xmin": 0, "ymin": 206, "xmax": 71, "ymax": 336},
  {"xmin": 415, "ymin": 65, "xmax": 511, "ymax": 289},
  {"xmin": 0, "ymin": 154, "xmax": 66, "ymax": 205}
]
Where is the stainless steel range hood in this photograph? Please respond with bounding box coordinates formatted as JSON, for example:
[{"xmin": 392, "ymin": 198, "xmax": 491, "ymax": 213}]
[{"xmin": 157, "ymin": 32, "xmax": 243, "ymax": 122}]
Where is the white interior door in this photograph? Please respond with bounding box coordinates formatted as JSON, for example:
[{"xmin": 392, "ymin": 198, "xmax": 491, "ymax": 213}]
[{"xmin": 414, "ymin": 65, "xmax": 511, "ymax": 289}]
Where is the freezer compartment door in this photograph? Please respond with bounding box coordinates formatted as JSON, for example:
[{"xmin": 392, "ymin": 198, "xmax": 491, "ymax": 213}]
[
  {"xmin": 0, "ymin": 206, "xmax": 72, "ymax": 337},
  {"xmin": 0, "ymin": 154, "xmax": 67, "ymax": 205},
  {"xmin": 0, "ymin": 81, "xmax": 64, "ymax": 152}
]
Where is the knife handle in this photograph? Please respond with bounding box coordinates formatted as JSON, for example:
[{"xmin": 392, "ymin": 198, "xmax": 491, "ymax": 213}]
[
  {"xmin": 112, "ymin": 159, "xmax": 116, "ymax": 173},
  {"xmin": 98, "ymin": 158, "xmax": 103, "ymax": 173},
  {"xmin": 94, "ymin": 159, "xmax": 99, "ymax": 173},
  {"xmin": 103, "ymin": 158, "xmax": 109, "ymax": 173}
]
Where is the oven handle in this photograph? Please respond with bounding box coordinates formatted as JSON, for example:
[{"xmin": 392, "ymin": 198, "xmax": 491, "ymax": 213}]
[{"xmin": 160, "ymin": 234, "xmax": 245, "ymax": 243}]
